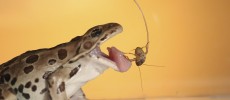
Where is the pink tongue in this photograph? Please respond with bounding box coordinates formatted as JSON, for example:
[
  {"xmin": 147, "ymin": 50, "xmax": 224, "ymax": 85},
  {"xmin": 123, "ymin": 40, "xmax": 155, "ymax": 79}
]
[{"xmin": 107, "ymin": 47, "xmax": 132, "ymax": 72}]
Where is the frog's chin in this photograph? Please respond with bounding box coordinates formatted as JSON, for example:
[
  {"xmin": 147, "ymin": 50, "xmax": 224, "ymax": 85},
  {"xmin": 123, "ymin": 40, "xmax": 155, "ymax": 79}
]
[{"xmin": 90, "ymin": 46, "xmax": 132, "ymax": 72}]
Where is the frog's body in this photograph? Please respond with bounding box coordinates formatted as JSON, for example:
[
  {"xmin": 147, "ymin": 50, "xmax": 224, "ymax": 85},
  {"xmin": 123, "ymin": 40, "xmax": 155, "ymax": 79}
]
[{"xmin": 0, "ymin": 23, "xmax": 124, "ymax": 100}]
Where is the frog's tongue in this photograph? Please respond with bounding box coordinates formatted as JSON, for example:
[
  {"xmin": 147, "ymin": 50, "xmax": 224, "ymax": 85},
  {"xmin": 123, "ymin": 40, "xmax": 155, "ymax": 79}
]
[{"xmin": 107, "ymin": 47, "xmax": 132, "ymax": 72}]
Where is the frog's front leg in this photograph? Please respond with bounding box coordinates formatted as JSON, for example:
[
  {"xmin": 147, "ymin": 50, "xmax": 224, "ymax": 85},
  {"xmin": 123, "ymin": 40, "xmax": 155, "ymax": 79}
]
[
  {"xmin": 47, "ymin": 66, "xmax": 72, "ymax": 100},
  {"xmin": 47, "ymin": 61, "xmax": 84, "ymax": 100}
]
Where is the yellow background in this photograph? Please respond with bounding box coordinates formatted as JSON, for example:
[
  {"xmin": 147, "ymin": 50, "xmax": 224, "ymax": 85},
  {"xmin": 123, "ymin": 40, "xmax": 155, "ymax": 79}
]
[{"xmin": 0, "ymin": 0, "xmax": 230, "ymax": 100}]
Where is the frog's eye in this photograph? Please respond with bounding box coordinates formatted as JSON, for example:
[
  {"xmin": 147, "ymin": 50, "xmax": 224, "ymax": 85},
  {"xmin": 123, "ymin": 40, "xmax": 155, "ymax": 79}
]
[{"xmin": 91, "ymin": 28, "xmax": 102, "ymax": 37}]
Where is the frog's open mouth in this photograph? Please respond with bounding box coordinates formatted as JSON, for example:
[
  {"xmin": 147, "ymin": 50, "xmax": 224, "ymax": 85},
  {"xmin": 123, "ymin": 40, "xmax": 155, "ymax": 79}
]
[{"xmin": 90, "ymin": 46, "xmax": 132, "ymax": 72}]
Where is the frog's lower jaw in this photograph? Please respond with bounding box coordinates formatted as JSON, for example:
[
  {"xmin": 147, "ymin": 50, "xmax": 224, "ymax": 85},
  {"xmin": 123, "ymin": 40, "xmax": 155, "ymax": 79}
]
[
  {"xmin": 65, "ymin": 52, "xmax": 116, "ymax": 98},
  {"xmin": 65, "ymin": 45, "xmax": 132, "ymax": 98}
]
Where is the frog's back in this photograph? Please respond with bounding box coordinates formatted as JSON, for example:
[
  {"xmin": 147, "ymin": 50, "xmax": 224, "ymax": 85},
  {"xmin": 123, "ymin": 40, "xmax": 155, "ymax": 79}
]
[{"xmin": 0, "ymin": 36, "xmax": 81, "ymax": 100}]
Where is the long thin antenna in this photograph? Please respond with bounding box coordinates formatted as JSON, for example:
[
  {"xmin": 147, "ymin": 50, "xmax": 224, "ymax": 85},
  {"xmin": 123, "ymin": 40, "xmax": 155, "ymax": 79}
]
[
  {"xmin": 134, "ymin": 0, "xmax": 149, "ymax": 54},
  {"xmin": 133, "ymin": 0, "xmax": 149, "ymax": 99}
]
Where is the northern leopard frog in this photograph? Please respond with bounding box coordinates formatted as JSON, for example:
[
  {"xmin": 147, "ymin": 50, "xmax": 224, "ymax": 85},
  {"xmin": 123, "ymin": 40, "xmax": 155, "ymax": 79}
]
[{"xmin": 0, "ymin": 23, "xmax": 131, "ymax": 100}]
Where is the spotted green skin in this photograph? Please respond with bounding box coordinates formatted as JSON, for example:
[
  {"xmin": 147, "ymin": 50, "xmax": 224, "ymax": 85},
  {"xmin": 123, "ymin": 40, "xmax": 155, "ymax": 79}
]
[{"xmin": 0, "ymin": 23, "xmax": 122, "ymax": 100}]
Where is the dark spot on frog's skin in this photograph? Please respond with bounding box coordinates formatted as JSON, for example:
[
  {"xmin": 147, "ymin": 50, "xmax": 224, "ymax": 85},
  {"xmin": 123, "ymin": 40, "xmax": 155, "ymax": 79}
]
[
  {"xmin": 69, "ymin": 65, "xmax": 80, "ymax": 78},
  {"xmin": 40, "ymin": 88, "xmax": 48, "ymax": 94},
  {"xmin": 18, "ymin": 84, "xmax": 24, "ymax": 93},
  {"xmin": 4, "ymin": 73, "xmax": 11, "ymax": 82},
  {"xmin": 68, "ymin": 61, "xmax": 73, "ymax": 64},
  {"xmin": 22, "ymin": 93, "xmax": 30, "ymax": 99},
  {"xmin": 76, "ymin": 46, "xmax": 81, "ymax": 55},
  {"xmin": 32, "ymin": 85, "xmax": 37, "ymax": 92},
  {"xmin": 35, "ymin": 78, "xmax": 39, "ymax": 83},
  {"xmin": 14, "ymin": 88, "xmax": 18, "ymax": 94},
  {"xmin": 10, "ymin": 77, "xmax": 17, "ymax": 85},
  {"xmin": 58, "ymin": 82, "xmax": 65, "ymax": 93},
  {"xmin": 59, "ymin": 65, "xmax": 64, "ymax": 69},
  {"xmin": 26, "ymin": 54, "xmax": 39, "ymax": 64},
  {"xmin": 42, "ymin": 71, "xmax": 53, "ymax": 79},
  {"xmin": 48, "ymin": 59, "xmax": 56, "ymax": 65},
  {"xmin": 24, "ymin": 65, "xmax": 34, "ymax": 74},
  {"xmin": 100, "ymin": 34, "xmax": 108, "ymax": 41},
  {"xmin": 83, "ymin": 41, "xmax": 93, "ymax": 49},
  {"xmin": 25, "ymin": 81, "xmax": 31, "ymax": 88},
  {"xmin": 58, "ymin": 49, "xmax": 68, "ymax": 60}
]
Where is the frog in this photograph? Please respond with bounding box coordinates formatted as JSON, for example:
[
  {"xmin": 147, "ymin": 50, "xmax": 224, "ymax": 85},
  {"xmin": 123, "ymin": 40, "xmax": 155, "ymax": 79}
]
[{"xmin": 0, "ymin": 23, "xmax": 132, "ymax": 100}]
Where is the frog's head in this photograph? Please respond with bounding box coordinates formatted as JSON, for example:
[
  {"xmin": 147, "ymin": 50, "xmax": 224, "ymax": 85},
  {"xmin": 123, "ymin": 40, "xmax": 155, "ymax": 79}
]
[
  {"xmin": 70, "ymin": 23, "xmax": 131, "ymax": 72},
  {"xmin": 78, "ymin": 23, "xmax": 123, "ymax": 53},
  {"xmin": 66, "ymin": 23, "xmax": 131, "ymax": 97}
]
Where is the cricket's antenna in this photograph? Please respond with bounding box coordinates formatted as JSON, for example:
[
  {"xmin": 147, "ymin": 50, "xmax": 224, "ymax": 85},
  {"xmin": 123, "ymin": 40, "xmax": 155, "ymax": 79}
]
[
  {"xmin": 131, "ymin": 1, "xmax": 165, "ymax": 99},
  {"xmin": 133, "ymin": 0, "xmax": 149, "ymax": 99},
  {"xmin": 134, "ymin": 0, "xmax": 149, "ymax": 54}
]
